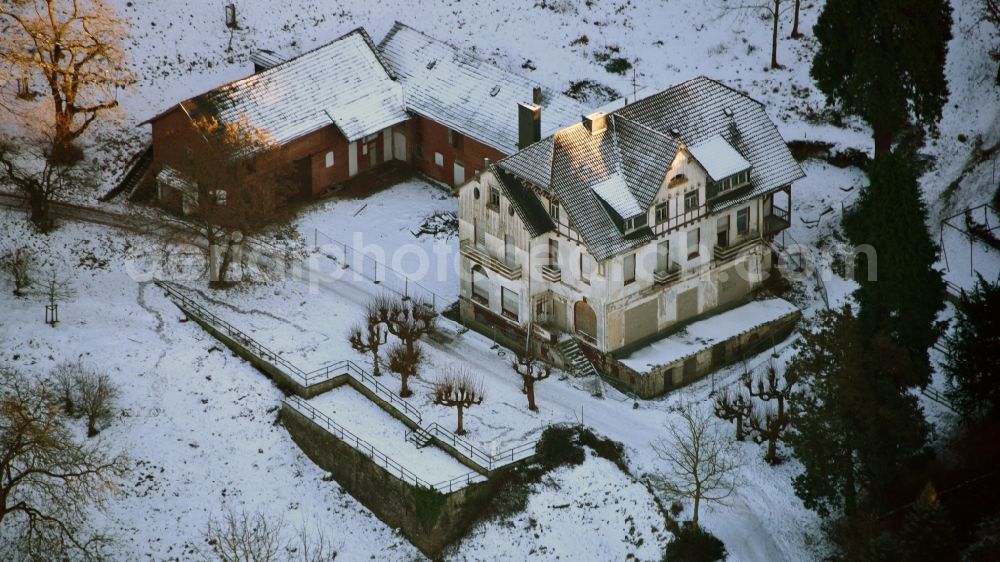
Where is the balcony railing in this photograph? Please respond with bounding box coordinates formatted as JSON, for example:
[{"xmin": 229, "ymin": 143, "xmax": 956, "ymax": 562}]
[
  {"xmin": 540, "ymin": 265, "xmax": 561, "ymax": 283},
  {"xmin": 461, "ymin": 240, "xmax": 522, "ymax": 280},
  {"xmin": 764, "ymin": 206, "xmax": 790, "ymax": 235},
  {"xmin": 653, "ymin": 262, "xmax": 682, "ymax": 285},
  {"xmin": 714, "ymin": 231, "xmax": 761, "ymax": 262}
]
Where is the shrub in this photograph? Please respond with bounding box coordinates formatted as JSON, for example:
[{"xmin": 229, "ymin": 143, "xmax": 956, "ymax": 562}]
[
  {"xmin": 663, "ymin": 524, "xmax": 727, "ymax": 562},
  {"xmin": 536, "ymin": 425, "xmax": 584, "ymax": 468}
]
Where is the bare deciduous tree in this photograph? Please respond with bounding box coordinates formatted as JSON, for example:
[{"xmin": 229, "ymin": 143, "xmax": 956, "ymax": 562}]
[
  {"xmin": 511, "ymin": 354, "xmax": 551, "ymax": 412},
  {"xmin": 987, "ymin": 0, "xmax": 1000, "ymax": 84},
  {"xmin": 0, "ymin": 367, "xmax": 128, "ymax": 560},
  {"xmin": 201, "ymin": 508, "xmax": 339, "ymax": 562},
  {"xmin": 723, "ymin": 0, "xmax": 787, "ymax": 69},
  {"xmin": 76, "ymin": 370, "xmax": 120, "ymax": 437},
  {"xmin": 1, "ymin": 246, "xmax": 32, "ymax": 296},
  {"xmin": 156, "ymin": 116, "xmax": 299, "ymax": 287},
  {"xmin": 0, "ymin": 0, "xmax": 135, "ymax": 162},
  {"xmin": 50, "ymin": 360, "xmax": 81, "ymax": 416},
  {"xmin": 432, "ymin": 366, "xmax": 484, "ymax": 435},
  {"xmin": 0, "ymin": 138, "xmax": 98, "ymax": 231},
  {"xmin": 371, "ymin": 294, "xmax": 436, "ymax": 396},
  {"xmin": 790, "ymin": 0, "xmax": 803, "ymax": 38},
  {"xmin": 348, "ymin": 302, "xmax": 387, "ymax": 376},
  {"xmin": 386, "ymin": 340, "xmax": 423, "ymax": 398},
  {"xmin": 745, "ymin": 360, "xmax": 797, "ymax": 464},
  {"xmin": 713, "ymin": 382, "xmax": 752, "ymax": 441},
  {"xmin": 650, "ymin": 404, "xmax": 741, "ymax": 528}
]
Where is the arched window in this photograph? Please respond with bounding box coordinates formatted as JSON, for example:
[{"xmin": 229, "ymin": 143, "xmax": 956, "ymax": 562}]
[{"xmin": 471, "ymin": 265, "xmax": 489, "ymax": 306}]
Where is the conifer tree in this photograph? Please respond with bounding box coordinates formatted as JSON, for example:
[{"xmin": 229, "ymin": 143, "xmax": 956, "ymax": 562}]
[
  {"xmin": 842, "ymin": 153, "xmax": 945, "ymax": 388},
  {"xmin": 786, "ymin": 307, "xmax": 930, "ymax": 518},
  {"xmin": 811, "ymin": 0, "xmax": 952, "ymax": 154},
  {"xmin": 943, "ymin": 275, "xmax": 1000, "ymax": 421},
  {"xmin": 899, "ymin": 483, "xmax": 959, "ymax": 562}
]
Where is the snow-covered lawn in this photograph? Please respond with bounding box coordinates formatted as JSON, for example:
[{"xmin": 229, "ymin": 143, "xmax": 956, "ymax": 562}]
[
  {"xmin": 2, "ymin": 0, "xmax": 999, "ymax": 559},
  {"xmin": 307, "ymin": 386, "xmax": 475, "ymax": 485}
]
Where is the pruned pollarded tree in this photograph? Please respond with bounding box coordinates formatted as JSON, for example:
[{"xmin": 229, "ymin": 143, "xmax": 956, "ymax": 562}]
[
  {"xmin": 386, "ymin": 340, "xmax": 423, "ymax": 398},
  {"xmin": 512, "ymin": 353, "xmax": 551, "ymax": 412},
  {"xmin": 0, "ymin": 0, "xmax": 136, "ymax": 162},
  {"xmin": 0, "ymin": 137, "xmax": 98, "ymax": 232},
  {"xmin": 371, "ymin": 294, "xmax": 436, "ymax": 396},
  {"xmin": 348, "ymin": 301, "xmax": 387, "ymax": 376},
  {"xmin": 713, "ymin": 381, "xmax": 752, "ymax": 442},
  {"xmin": 0, "ymin": 367, "xmax": 128, "ymax": 560},
  {"xmin": 432, "ymin": 366, "xmax": 485, "ymax": 435},
  {"xmin": 745, "ymin": 359, "xmax": 798, "ymax": 464},
  {"xmin": 157, "ymin": 115, "xmax": 299, "ymax": 287},
  {"xmin": 651, "ymin": 403, "xmax": 741, "ymax": 529},
  {"xmin": 76, "ymin": 369, "xmax": 119, "ymax": 437}
]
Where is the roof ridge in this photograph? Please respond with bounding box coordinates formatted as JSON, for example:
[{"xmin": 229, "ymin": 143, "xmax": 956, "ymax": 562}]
[
  {"xmin": 381, "ymin": 21, "xmax": 579, "ymax": 108},
  {"xmin": 146, "ymin": 27, "xmax": 383, "ymax": 123}
]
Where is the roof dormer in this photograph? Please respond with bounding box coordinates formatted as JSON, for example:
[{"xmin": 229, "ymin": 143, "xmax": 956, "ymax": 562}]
[{"xmin": 688, "ymin": 135, "xmax": 752, "ymax": 200}]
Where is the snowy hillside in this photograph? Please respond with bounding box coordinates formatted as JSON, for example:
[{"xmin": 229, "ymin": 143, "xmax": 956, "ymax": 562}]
[{"xmin": 2, "ymin": 0, "xmax": 999, "ymax": 560}]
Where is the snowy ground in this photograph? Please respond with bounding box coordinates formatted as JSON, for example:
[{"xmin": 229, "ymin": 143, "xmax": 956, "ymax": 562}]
[{"xmin": 3, "ymin": 0, "xmax": 1000, "ymax": 560}]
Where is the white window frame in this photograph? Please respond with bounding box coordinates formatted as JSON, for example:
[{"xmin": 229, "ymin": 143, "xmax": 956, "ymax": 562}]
[{"xmin": 325, "ymin": 151, "xmax": 334, "ymax": 168}]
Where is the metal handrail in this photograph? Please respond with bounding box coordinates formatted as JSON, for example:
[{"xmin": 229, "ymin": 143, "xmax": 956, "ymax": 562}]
[
  {"xmin": 313, "ymin": 228, "xmax": 447, "ymax": 310},
  {"xmin": 156, "ymin": 279, "xmax": 537, "ymax": 475},
  {"xmin": 286, "ymin": 396, "xmax": 484, "ymax": 492}
]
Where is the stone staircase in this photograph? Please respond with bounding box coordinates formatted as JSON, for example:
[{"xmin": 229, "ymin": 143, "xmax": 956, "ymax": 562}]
[
  {"xmin": 557, "ymin": 337, "xmax": 601, "ymax": 379},
  {"xmin": 405, "ymin": 427, "xmax": 434, "ymax": 448}
]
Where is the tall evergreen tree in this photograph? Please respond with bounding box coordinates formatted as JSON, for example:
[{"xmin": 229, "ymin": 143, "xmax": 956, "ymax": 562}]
[
  {"xmin": 811, "ymin": 0, "xmax": 952, "ymax": 154},
  {"xmin": 899, "ymin": 483, "xmax": 960, "ymax": 562},
  {"xmin": 786, "ymin": 307, "xmax": 930, "ymax": 518},
  {"xmin": 944, "ymin": 275, "xmax": 1000, "ymax": 421},
  {"xmin": 843, "ymin": 153, "xmax": 945, "ymax": 388}
]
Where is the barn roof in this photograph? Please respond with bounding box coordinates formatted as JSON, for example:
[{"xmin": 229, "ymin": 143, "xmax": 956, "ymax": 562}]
[
  {"xmin": 496, "ymin": 77, "xmax": 804, "ymax": 261},
  {"xmin": 378, "ymin": 22, "xmax": 588, "ymax": 155},
  {"xmin": 170, "ymin": 28, "xmax": 409, "ymax": 144}
]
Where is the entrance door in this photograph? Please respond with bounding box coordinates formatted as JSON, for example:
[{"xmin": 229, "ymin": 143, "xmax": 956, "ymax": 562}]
[
  {"xmin": 574, "ymin": 300, "xmax": 597, "ymax": 343},
  {"xmin": 393, "ymin": 131, "xmax": 407, "ymax": 161},
  {"xmin": 368, "ymin": 141, "xmax": 378, "ymax": 168},
  {"xmin": 348, "ymin": 142, "xmax": 358, "ymax": 177},
  {"xmin": 453, "ymin": 161, "xmax": 465, "ymax": 186}
]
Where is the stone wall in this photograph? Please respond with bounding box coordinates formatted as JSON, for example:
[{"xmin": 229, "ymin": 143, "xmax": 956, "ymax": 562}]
[
  {"xmin": 588, "ymin": 307, "xmax": 801, "ymax": 398},
  {"xmin": 280, "ymin": 404, "xmax": 503, "ymax": 559}
]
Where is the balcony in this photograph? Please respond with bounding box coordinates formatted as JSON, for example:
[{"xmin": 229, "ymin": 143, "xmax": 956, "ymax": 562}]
[
  {"xmin": 461, "ymin": 240, "xmax": 522, "ymax": 280},
  {"xmin": 714, "ymin": 231, "xmax": 761, "ymax": 262},
  {"xmin": 540, "ymin": 265, "xmax": 562, "ymax": 283},
  {"xmin": 764, "ymin": 206, "xmax": 790, "ymax": 235},
  {"xmin": 653, "ymin": 262, "xmax": 682, "ymax": 285}
]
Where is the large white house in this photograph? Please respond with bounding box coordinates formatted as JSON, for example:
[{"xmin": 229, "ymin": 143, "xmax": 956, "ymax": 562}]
[{"xmin": 457, "ymin": 77, "xmax": 804, "ymax": 393}]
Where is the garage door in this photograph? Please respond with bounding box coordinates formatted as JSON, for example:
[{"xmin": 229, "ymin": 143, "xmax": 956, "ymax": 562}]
[
  {"xmin": 717, "ymin": 265, "xmax": 750, "ymax": 306},
  {"xmin": 676, "ymin": 287, "xmax": 699, "ymax": 323},
  {"xmin": 624, "ymin": 299, "xmax": 658, "ymax": 346}
]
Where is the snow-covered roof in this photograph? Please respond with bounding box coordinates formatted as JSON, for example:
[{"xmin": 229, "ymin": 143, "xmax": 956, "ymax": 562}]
[
  {"xmin": 687, "ymin": 134, "xmax": 751, "ymax": 181},
  {"xmin": 617, "ymin": 298, "xmax": 800, "ymax": 373},
  {"xmin": 497, "ymin": 77, "xmax": 805, "ymax": 261},
  {"xmin": 378, "ymin": 22, "xmax": 588, "ymax": 155},
  {"xmin": 178, "ymin": 28, "xmax": 408, "ymax": 144},
  {"xmin": 155, "ymin": 165, "xmax": 195, "ymax": 193},
  {"xmin": 592, "ymin": 174, "xmax": 643, "ymax": 218}
]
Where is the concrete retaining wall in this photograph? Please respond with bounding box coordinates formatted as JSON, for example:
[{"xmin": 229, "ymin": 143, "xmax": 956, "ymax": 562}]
[
  {"xmin": 590, "ymin": 308, "xmax": 801, "ymax": 398},
  {"xmin": 280, "ymin": 404, "xmax": 502, "ymax": 559}
]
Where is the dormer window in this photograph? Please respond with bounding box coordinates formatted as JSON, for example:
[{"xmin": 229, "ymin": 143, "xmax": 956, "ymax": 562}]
[
  {"xmin": 709, "ymin": 168, "xmax": 751, "ymax": 199},
  {"xmin": 623, "ymin": 213, "xmax": 647, "ymax": 234}
]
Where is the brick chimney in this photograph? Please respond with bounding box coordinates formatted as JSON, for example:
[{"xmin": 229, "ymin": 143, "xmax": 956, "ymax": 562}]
[
  {"xmin": 518, "ymin": 102, "xmax": 541, "ymax": 150},
  {"xmin": 582, "ymin": 112, "xmax": 608, "ymax": 135}
]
